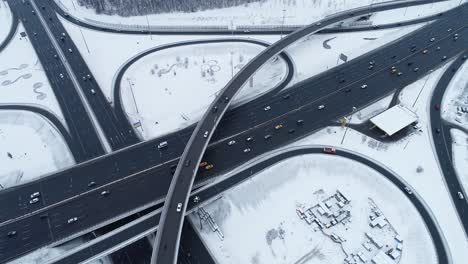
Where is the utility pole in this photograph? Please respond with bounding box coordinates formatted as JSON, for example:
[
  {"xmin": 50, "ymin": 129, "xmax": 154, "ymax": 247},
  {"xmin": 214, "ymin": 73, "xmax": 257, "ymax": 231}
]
[
  {"xmin": 146, "ymin": 15, "xmax": 152, "ymax": 40},
  {"xmin": 341, "ymin": 107, "xmax": 357, "ymax": 144},
  {"xmin": 127, "ymin": 78, "xmax": 139, "ymax": 114},
  {"xmin": 230, "ymin": 51, "xmax": 234, "ymax": 78}
]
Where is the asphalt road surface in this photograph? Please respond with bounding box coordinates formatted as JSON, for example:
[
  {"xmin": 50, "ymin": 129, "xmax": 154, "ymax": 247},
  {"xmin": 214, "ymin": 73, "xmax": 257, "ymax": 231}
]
[
  {"xmin": 430, "ymin": 51, "xmax": 468, "ymax": 234},
  {"xmin": 50, "ymin": 147, "xmax": 449, "ymax": 264},
  {"xmin": 0, "ymin": 2, "xmax": 466, "ymax": 262},
  {"xmin": 152, "ymin": 1, "xmax": 468, "ymax": 263}
]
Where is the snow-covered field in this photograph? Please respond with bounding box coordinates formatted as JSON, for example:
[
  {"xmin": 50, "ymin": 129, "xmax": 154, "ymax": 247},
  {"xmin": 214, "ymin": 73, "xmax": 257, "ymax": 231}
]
[
  {"xmin": 0, "ymin": 23, "xmax": 66, "ymax": 124},
  {"xmin": 56, "ymin": 0, "xmax": 463, "ymax": 28},
  {"xmin": 0, "ymin": 110, "xmax": 74, "ymax": 190},
  {"xmin": 285, "ymin": 62, "xmax": 468, "ymax": 263},
  {"xmin": 59, "ymin": 15, "xmax": 281, "ymax": 102},
  {"xmin": 121, "ymin": 42, "xmax": 287, "ymax": 140},
  {"xmin": 190, "ymin": 154, "xmax": 436, "ymax": 264},
  {"xmin": 451, "ymin": 129, "xmax": 468, "ymax": 194},
  {"xmin": 0, "ymin": 1, "xmax": 12, "ymax": 46},
  {"xmin": 284, "ymin": 24, "xmax": 423, "ymax": 88},
  {"xmin": 441, "ymin": 59, "xmax": 468, "ymax": 129}
]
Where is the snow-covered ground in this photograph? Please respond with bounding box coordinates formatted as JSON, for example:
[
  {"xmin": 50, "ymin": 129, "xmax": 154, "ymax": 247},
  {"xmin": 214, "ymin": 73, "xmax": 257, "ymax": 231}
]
[
  {"xmin": 55, "ymin": 0, "xmax": 463, "ymax": 28},
  {"xmin": 284, "ymin": 24, "xmax": 423, "ymax": 88},
  {"xmin": 59, "ymin": 15, "xmax": 281, "ymax": 102},
  {"xmin": 9, "ymin": 237, "xmax": 111, "ymax": 264},
  {"xmin": 0, "ymin": 110, "xmax": 74, "ymax": 190},
  {"xmin": 347, "ymin": 93, "xmax": 393, "ymax": 124},
  {"xmin": 0, "ymin": 23, "xmax": 66, "ymax": 125},
  {"xmin": 286, "ymin": 62, "xmax": 468, "ymax": 263},
  {"xmin": 340, "ymin": 0, "xmax": 465, "ymax": 26},
  {"xmin": 441, "ymin": 59, "xmax": 468, "ymax": 129},
  {"xmin": 121, "ymin": 42, "xmax": 287, "ymax": 140},
  {"xmin": 190, "ymin": 154, "xmax": 436, "ymax": 264},
  {"xmin": 451, "ymin": 129, "xmax": 468, "ymax": 194},
  {"xmin": 0, "ymin": 1, "xmax": 13, "ymax": 46}
]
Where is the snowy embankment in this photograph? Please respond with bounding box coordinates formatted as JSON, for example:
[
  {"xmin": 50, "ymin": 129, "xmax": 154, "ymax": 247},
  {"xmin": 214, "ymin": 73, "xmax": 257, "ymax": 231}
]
[
  {"xmin": 284, "ymin": 24, "xmax": 423, "ymax": 88},
  {"xmin": 56, "ymin": 0, "xmax": 462, "ymax": 28},
  {"xmin": 9, "ymin": 237, "xmax": 111, "ymax": 264},
  {"xmin": 451, "ymin": 129, "xmax": 468, "ymax": 194},
  {"xmin": 288, "ymin": 62, "xmax": 468, "ymax": 263},
  {"xmin": 120, "ymin": 42, "xmax": 287, "ymax": 140},
  {"xmin": 441, "ymin": 59, "xmax": 468, "ymax": 129},
  {"xmin": 0, "ymin": 23, "xmax": 66, "ymax": 125},
  {"xmin": 0, "ymin": 110, "xmax": 74, "ymax": 189},
  {"xmin": 190, "ymin": 154, "xmax": 436, "ymax": 264},
  {"xmin": 0, "ymin": 1, "xmax": 13, "ymax": 45}
]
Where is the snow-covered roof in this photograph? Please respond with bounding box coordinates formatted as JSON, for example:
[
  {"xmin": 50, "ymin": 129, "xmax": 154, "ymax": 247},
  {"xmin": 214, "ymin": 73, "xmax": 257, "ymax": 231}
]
[{"xmin": 370, "ymin": 105, "xmax": 418, "ymax": 136}]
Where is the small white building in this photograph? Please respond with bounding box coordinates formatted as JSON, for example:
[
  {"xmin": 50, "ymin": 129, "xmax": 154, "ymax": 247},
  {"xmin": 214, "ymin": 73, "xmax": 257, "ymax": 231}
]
[{"xmin": 370, "ymin": 105, "xmax": 418, "ymax": 136}]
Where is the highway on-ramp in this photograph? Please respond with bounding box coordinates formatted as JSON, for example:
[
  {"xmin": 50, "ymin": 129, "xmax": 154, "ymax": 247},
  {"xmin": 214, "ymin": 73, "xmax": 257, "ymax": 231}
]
[{"xmin": 430, "ymin": 51, "xmax": 468, "ymax": 234}]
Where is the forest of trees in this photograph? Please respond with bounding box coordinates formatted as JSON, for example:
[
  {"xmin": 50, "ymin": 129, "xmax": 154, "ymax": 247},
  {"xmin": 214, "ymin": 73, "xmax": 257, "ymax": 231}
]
[{"xmin": 77, "ymin": 0, "xmax": 263, "ymax": 16}]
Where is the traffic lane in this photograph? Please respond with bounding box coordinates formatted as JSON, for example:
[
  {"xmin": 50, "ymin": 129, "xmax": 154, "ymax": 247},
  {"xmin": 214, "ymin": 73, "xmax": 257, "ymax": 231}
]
[
  {"xmin": 9, "ymin": 0, "xmax": 104, "ymax": 160},
  {"xmin": 429, "ymin": 52, "xmax": 468, "ymax": 232},
  {"xmin": 0, "ymin": 12, "xmax": 462, "ymax": 227},
  {"xmin": 36, "ymin": 0, "xmax": 140, "ymax": 149},
  {"xmin": 214, "ymin": 12, "xmax": 464, "ymax": 141}
]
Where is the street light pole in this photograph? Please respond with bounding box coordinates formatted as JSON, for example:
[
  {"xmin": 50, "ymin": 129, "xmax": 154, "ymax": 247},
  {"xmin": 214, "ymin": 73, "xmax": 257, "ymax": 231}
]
[{"xmin": 281, "ymin": 9, "xmax": 286, "ymax": 39}]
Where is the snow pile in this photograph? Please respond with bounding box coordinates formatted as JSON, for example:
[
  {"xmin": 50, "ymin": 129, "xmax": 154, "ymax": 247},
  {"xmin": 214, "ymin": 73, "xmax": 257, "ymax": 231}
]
[
  {"xmin": 0, "ymin": 110, "xmax": 74, "ymax": 189},
  {"xmin": 0, "ymin": 1, "xmax": 13, "ymax": 45},
  {"xmin": 56, "ymin": 0, "xmax": 463, "ymax": 28},
  {"xmin": 0, "ymin": 23, "xmax": 66, "ymax": 124},
  {"xmin": 190, "ymin": 154, "xmax": 436, "ymax": 264},
  {"xmin": 441, "ymin": 59, "xmax": 468, "ymax": 129},
  {"xmin": 284, "ymin": 25, "xmax": 423, "ymax": 87},
  {"xmin": 451, "ymin": 129, "xmax": 468, "ymax": 193},
  {"xmin": 347, "ymin": 94, "xmax": 393, "ymax": 124},
  {"xmin": 120, "ymin": 42, "xmax": 287, "ymax": 140}
]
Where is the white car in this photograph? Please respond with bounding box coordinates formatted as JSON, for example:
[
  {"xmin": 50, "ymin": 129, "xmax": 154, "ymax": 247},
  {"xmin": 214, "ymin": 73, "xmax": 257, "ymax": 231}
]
[
  {"xmin": 244, "ymin": 148, "xmax": 251, "ymax": 153},
  {"xmin": 177, "ymin": 203, "xmax": 183, "ymax": 212},
  {"xmin": 158, "ymin": 141, "xmax": 168, "ymax": 149},
  {"xmin": 59, "ymin": 73, "xmax": 64, "ymax": 79},
  {"xmin": 203, "ymin": 131, "xmax": 209, "ymax": 138},
  {"xmin": 227, "ymin": 140, "xmax": 236, "ymax": 146},
  {"xmin": 318, "ymin": 105, "xmax": 325, "ymax": 110},
  {"xmin": 29, "ymin": 198, "xmax": 39, "ymax": 204},
  {"xmin": 30, "ymin": 192, "xmax": 40, "ymax": 199},
  {"xmin": 264, "ymin": 106, "xmax": 271, "ymax": 111},
  {"xmin": 67, "ymin": 217, "xmax": 78, "ymax": 224},
  {"xmin": 458, "ymin": 191, "xmax": 465, "ymax": 200},
  {"xmin": 90, "ymin": 89, "xmax": 96, "ymax": 95},
  {"xmin": 361, "ymin": 84, "xmax": 368, "ymax": 89},
  {"xmin": 404, "ymin": 186, "xmax": 413, "ymax": 195}
]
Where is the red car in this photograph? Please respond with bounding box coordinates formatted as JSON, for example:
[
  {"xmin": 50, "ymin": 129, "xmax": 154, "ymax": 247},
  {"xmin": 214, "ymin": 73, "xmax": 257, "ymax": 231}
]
[
  {"xmin": 323, "ymin": 147, "xmax": 336, "ymax": 154},
  {"xmin": 434, "ymin": 104, "xmax": 440, "ymax": 111}
]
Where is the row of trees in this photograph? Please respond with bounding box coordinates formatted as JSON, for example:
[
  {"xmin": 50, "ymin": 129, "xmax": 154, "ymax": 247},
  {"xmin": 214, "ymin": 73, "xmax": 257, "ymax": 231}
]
[{"xmin": 77, "ymin": 0, "xmax": 262, "ymax": 16}]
